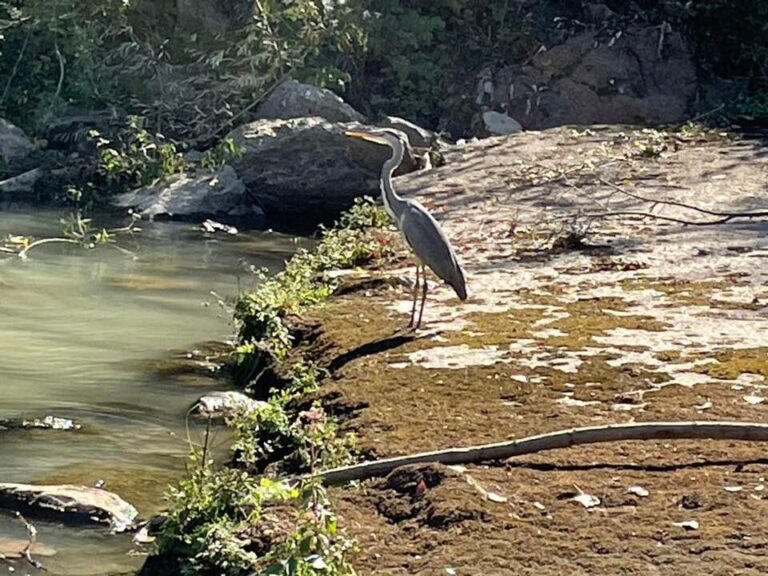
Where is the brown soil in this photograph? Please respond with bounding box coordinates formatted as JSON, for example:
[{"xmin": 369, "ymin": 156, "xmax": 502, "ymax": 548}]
[{"xmin": 299, "ymin": 126, "xmax": 768, "ymax": 575}]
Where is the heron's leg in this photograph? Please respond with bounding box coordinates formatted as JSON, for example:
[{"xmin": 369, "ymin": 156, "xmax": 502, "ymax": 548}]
[
  {"xmin": 416, "ymin": 265, "xmax": 428, "ymax": 329},
  {"xmin": 408, "ymin": 265, "xmax": 420, "ymax": 328}
]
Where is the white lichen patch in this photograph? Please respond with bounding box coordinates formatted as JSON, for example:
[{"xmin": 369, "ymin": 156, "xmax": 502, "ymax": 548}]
[
  {"xmin": 394, "ymin": 344, "xmax": 508, "ymax": 369},
  {"xmin": 556, "ymin": 394, "xmax": 600, "ymax": 408},
  {"xmin": 532, "ymin": 328, "xmax": 568, "ymax": 339}
]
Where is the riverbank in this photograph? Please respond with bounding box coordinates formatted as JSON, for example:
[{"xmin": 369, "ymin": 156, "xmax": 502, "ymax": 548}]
[
  {"xmin": 151, "ymin": 123, "xmax": 768, "ymax": 574},
  {"xmin": 314, "ymin": 124, "xmax": 768, "ymax": 574}
]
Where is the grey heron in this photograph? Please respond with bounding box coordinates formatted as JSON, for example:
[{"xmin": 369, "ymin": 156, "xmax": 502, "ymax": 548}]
[{"xmin": 345, "ymin": 128, "xmax": 467, "ymax": 329}]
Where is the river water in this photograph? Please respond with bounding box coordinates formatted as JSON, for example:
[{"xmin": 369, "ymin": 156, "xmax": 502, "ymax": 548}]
[{"xmin": 0, "ymin": 209, "xmax": 297, "ymax": 575}]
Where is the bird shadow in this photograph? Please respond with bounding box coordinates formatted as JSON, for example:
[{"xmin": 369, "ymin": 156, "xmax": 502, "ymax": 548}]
[{"xmin": 328, "ymin": 332, "xmax": 416, "ymax": 373}]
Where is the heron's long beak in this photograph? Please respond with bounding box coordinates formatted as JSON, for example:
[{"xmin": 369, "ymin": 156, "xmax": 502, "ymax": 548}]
[{"xmin": 345, "ymin": 130, "xmax": 389, "ymax": 146}]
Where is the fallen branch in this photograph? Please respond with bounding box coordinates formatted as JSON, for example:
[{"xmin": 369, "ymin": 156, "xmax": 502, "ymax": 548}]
[
  {"xmin": 597, "ymin": 177, "xmax": 768, "ymax": 224},
  {"xmin": 582, "ymin": 210, "xmax": 735, "ymax": 227},
  {"xmin": 308, "ymin": 421, "xmax": 768, "ymax": 485},
  {"xmin": 18, "ymin": 238, "xmax": 81, "ymax": 260}
]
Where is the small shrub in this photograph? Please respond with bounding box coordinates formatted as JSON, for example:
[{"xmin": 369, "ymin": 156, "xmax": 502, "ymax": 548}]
[
  {"xmin": 90, "ymin": 115, "xmax": 185, "ymax": 196},
  {"xmin": 231, "ymin": 361, "xmax": 355, "ymax": 474},
  {"xmin": 199, "ymin": 138, "xmax": 246, "ymax": 171}
]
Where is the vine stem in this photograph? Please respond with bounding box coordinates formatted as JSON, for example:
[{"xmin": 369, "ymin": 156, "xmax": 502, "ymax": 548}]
[
  {"xmin": 18, "ymin": 238, "xmax": 81, "ymax": 260},
  {"xmin": 303, "ymin": 421, "xmax": 768, "ymax": 485}
]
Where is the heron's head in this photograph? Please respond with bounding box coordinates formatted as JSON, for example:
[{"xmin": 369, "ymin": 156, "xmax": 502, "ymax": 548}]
[{"xmin": 344, "ymin": 127, "xmax": 408, "ymax": 150}]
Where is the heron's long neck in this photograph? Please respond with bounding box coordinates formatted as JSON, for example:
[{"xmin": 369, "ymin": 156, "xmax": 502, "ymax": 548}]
[{"xmin": 381, "ymin": 143, "xmax": 407, "ymax": 222}]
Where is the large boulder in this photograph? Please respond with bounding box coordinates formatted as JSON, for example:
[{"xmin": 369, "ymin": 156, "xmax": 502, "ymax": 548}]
[
  {"xmin": 257, "ymin": 79, "xmax": 366, "ymax": 124},
  {"xmin": 227, "ymin": 117, "xmax": 420, "ymax": 228},
  {"xmin": 484, "ymin": 24, "xmax": 697, "ymax": 130},
  {"xmin": 0, "ymin": 118, "xmax": 35, "ymax": 175},
  {"xmin": 112, "ymin": 166, "xmax": 263, "ymax": 224},
  {"xmin": 378, "ymin": 116, "xmax": 440, "ymax": 149},
  {"xmin": 0, "ymin": 483, "xmax": 139, "ymax": 532}
]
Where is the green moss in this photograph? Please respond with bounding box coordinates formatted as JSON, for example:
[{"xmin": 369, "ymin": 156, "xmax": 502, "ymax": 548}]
[{"xmin": 692, "ymin": 348, "xmax": 768, "ymax": 380}]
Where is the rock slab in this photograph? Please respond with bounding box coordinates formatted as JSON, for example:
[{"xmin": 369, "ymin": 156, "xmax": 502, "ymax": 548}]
[
  {"xmin": 257, "ymin": 79, "xmax": 366, "ymax": 124},
  {"xmin": 0, "ymin": 118, "xmax": 35, "ymax": 175},
  {"xmin": 194, "ymin": 391, "xmax": 268, "ymax": 420},
  {"xmin": 112, "ymin": 166, "xmax": 262, "ymax": 224},
  {"xmin": 0, "ymin": 484, "xmax": 139, "ymax": 532}
]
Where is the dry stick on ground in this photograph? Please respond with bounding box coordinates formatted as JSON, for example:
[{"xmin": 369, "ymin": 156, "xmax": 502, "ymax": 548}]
[
  {"xmin": 305, "ymin": 421, "xmax": 768, "ymax": 486},
  {"xmin": 594, "ymin": 177, "xmax": 768, "ymax": 225}
]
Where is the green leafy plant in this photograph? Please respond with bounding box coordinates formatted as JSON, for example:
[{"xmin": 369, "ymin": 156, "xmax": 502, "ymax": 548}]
[
  {"xmin": 90, "ymin": 115, "xmax": 185, "ymax": 196},
  {"xmin": 199, "ymin": 138, "xmax": 246, "ymax": 170},
  {"xmin": 233, "ymin": 198, "xmax": 392, "ymax": 383},
  {"xmin": 231, "ymin": 361, "xmax": 355, "ymax": 475}
]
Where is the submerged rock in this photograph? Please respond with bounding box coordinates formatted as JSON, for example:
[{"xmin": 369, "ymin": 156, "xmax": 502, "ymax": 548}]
[
  {"xmin": 257, "ymin": 79, "xmax": 366, "ymax": 124},
  {"xmin": 0, "ymin": 484, "xmax": 139, "ymax": 532},
  {"xmin": 0, "ymin": 415, "xmax": 81, "ymax": 431},
  {"xmin": 194, "ymin": 391, "xmax": 268, "ymax": 420},
  {"xmin": 0, "ymin": 538, "xmax": 56, "ymax": 559},
  {"xmin": 228, "ymin": 117, "xmax": 420, "ymax": 228},
  {"xmin": 112, "ymin": 166, "xmax": 263, "ymax": 225}
]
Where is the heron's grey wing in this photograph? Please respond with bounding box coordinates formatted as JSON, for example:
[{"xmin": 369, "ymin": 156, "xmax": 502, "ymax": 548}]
[{"xmin": 400, "ymin": 200, "xmax": 467, "ymax": 300}]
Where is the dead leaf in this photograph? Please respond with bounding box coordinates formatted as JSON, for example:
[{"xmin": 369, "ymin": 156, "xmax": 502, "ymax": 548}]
[
  {"xmin": 743, "ymin": 395, "xmax": 765, "ymax": 405},
  {"xmin": 724, "ymin": 486, "xmax": 743, "ymax": 493}
]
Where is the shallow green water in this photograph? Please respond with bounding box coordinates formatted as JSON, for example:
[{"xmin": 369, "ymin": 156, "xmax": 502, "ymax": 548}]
[{"xmin": 0, "ymin": 209, "xmax": 297, "ymax": 575}]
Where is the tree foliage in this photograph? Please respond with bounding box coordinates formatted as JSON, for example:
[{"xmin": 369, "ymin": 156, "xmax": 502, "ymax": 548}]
[{"xmin": 1, "ymin": 0, "xmax": 766, "ymax": 145}]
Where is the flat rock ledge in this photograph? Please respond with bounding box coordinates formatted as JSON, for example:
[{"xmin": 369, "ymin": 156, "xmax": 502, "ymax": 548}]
[{"xmin": 0, "ymin": 484, "xmax": 139, "ymax": 532}]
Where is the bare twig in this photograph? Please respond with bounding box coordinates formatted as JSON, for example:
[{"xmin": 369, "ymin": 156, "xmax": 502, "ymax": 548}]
[
  {"xmin": 583, "ymin": 210, "xmax": 734, "ymax": 226},
  {"xmin": 18, "ymin": 238, "xmax": 81, "ymax": 260},
  {"xmin": 596, "ymin": 177, "xmax": 768, "ymax": 224},
  {"xmin": 202, "ymin": 73, "xmax": 289, "ymax": 142},
  {"xmin": 306, "ymin": 421, "xmax": 768, "ymax": 485},
  {"xmin": 201, "ymin": 415, "xmax": 212, "ymax": 469},
  {"xmin": 54, "ymin": 40, "xmax": 65, "ymax": 102},
  {"xmin": 16, "ymin": 512, "xmax": 45, "ymax": 571}
]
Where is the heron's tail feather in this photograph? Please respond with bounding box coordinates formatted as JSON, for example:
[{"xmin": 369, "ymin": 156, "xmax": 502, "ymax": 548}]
[{"xmin": 451, "ymin": 265, "xmax": 468, "ymax": 301}]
